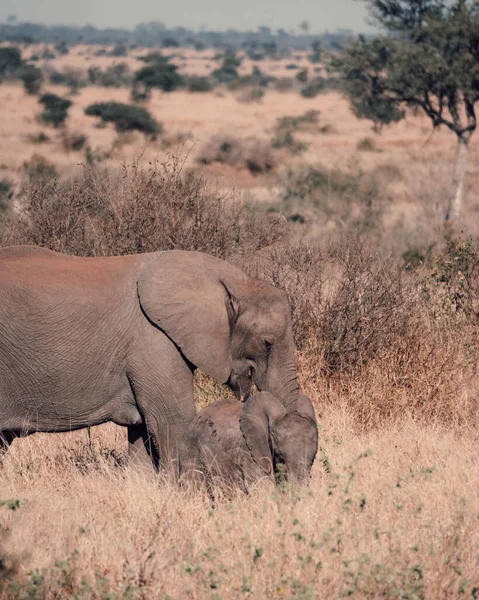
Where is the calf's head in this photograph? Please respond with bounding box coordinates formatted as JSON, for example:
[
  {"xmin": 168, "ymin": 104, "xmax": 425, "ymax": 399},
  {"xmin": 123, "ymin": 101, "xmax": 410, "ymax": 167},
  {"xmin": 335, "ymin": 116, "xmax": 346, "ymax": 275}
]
[{"xmin": 240, "ymin": 392, "xmax": 318, "ymax": 484}]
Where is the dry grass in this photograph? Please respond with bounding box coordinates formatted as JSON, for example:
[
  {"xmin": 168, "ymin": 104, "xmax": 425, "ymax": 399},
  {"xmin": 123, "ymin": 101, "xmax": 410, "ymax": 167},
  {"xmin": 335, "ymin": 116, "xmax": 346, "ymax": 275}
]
[{"xmin": 1, "ymin": 411, "xmax": 479, "ymax": 599}]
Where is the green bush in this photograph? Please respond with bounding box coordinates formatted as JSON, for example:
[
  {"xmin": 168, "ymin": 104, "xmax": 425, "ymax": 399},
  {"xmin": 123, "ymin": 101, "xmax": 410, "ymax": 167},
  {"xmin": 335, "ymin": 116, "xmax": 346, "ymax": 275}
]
[
  {"xmin": 229, "ymin": 66, "xmax": 273, "ymax": 90},
  {"xmin": 309, "ymin": 40, "xmax": 322, "ymax": 63},
  {"xmin": 19, "ymin": 64, "xmax": 43, "ymax": 94},
  {"xmin": 0, "ymin": 179, "xmax": 12, "ymax": 213},
  {"xmin": 132, "ymin": 56, "xmax": 183, "ymax": 99},
  {"xmin": 0, "ymin": 46, "xmax": 22, "ymax": 78},
  {"xmin": 211, "ymin": 51, "xmax": 241, "ymax": 83},
  {"xmin": 61, "ymin": 131, "xmax": 88, "ymax": 152},
  {"xmin": 271, "ymin": 130, "xmax": 307, "ymax": 154},
  {"xmin": 187, "ymin": 76, "xmax": 213, "ymax": 92},
  {"xmin": 84, "ymin": 102, "xmax": 161, "ymax": 136},
  {"xmin": 109, "ymin": 44, "xmax": 127, "ymax": 57},
  {"xmin": 282, "ymin": 164, "xmax": 389, "ymax": 235},
  {"xmin": 271, "ymin": 110, "xmax": 319, "ymax": 154},
  {"xmin": 162, "ymin": 37, "xmax": 180, "ymax": 48},
  {"xmin": 137, "ymin": 51, "xmax": 165, "ymax": 63},
  {"xmin": 301, "ymin": 77, "xmax": 326, "ymax": 98},
  {"xmin": 41, "ymin": 47, "xmax": 55, "ymax": 60},
  {"xmin": 39, "ymin": 93, "xmax": 72, "ymax": 128},
  {"xmin": 55, "ymin": 41, "xmax": 69, "ymax": 55},
  {"xmin": 197, "ymin": 134, "xmax": 277, "ymax": 175},
  {"xmin": 296, "ymin": 69, "xmax": 308, "ymax": 84}
]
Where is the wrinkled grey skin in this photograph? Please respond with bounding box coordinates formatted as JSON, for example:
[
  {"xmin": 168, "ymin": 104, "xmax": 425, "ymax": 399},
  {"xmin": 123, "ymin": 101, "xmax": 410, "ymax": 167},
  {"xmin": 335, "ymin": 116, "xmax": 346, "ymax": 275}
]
[
  {"xmin": 0, "ymin": 246, "xmax": 300, "ymax": 476},
  {"xmin": 180, "ymin": 392, "xmax": 318, "ymax": 493}
]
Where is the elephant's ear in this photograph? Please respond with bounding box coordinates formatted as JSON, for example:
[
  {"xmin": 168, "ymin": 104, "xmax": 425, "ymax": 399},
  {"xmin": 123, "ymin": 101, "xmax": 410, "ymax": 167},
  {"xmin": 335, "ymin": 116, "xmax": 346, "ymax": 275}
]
[
  {"xmin": 297, "ymin": 393, "xmax": 317, "ymax": 424},
  {"xmin": 137, "ymin": 250, "xmax": 247, "ymax": 383},
  {"xmin": 240, "ymin": 392, "xmax": 287, "ymax": 474}
]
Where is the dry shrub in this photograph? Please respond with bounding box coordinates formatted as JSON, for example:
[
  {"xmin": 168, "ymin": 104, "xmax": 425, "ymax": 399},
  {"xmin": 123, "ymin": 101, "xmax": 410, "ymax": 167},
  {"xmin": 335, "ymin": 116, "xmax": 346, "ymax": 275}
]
[
  {"xmin": 196, "ymin": 134, "xmax": 277, "ymax": 175},
  {"xmin": 245, "ymin": 238, "xmax": 478, "ymax": 429},
  {"xmin": 274, "ymin": 76, "xmax": 295, "ymax": 91},
  {"xmin": 60, "ymin": 130, "xmax": 88, "ymax": 152},
  {"xmin": 281, "ymin": 163, "xmax": 404, "ymax": 239},
  {"xmin": 22, "ymin": 154, "xmax": 58, "ymax": 186},
  {"xmin": 0, "ymin": 157, "xmax": 285, "ymax": 259},
  {"xmin": 1, "ymin": 159, "xmax": 479, "ymax": 430}
]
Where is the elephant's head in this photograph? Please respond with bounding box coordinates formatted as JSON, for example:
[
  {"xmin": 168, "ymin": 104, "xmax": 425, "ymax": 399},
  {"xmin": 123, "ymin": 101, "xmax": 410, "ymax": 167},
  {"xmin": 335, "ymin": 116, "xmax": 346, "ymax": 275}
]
[
  {"xmin": 137, "ymin": 251, "xmax": 299, "ymax": 409},
  {"xmin": 240, "ymin": 392, "xmax": 318, "ymax": 484}
]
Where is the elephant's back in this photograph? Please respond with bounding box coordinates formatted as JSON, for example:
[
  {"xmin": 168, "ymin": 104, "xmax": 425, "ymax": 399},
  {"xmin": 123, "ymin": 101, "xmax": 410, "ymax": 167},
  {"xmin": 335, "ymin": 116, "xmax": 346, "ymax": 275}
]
[
  {"xmin": 0, "ymin": 245, "xmax": 150, "ymax": 297},
  {"xmin": 186, "ymin": 399, "xmax": 244, "ymax": 454},
  {"xmin": 0, "ymin": 245, "xmax": 63, "ymax": 261}
]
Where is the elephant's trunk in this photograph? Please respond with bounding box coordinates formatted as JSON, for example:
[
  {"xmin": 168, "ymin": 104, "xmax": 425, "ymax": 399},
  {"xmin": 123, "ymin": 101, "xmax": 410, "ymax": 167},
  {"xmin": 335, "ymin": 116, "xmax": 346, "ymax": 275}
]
[{"xmin": 263, "ymin": 355, "xmax": 299, "ymax": 411}]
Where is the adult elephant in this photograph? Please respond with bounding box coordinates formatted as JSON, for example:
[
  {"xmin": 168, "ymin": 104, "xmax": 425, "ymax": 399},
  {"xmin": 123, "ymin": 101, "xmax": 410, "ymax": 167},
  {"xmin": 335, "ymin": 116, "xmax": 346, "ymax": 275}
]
[{"xmin": 0, "ymin": 246, "xmax": 300, "ymax": 476}]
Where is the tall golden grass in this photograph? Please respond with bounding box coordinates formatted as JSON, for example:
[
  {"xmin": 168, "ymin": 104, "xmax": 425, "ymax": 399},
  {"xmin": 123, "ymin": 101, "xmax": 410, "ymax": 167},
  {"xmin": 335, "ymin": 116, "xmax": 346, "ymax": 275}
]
[{"xmin": 1, "ymin": 411, "xmax": 479, "ymax": 598}]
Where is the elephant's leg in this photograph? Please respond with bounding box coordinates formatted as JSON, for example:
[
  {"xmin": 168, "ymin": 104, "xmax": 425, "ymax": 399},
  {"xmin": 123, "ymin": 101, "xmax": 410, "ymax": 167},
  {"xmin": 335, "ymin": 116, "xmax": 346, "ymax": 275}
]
[
  {"xmin": 135, "ymin": 385, "xmax": 196, "ymax": 481},
  {"xmin": 128, "ymin": 335, "xmax": 197, "ymax": 481},
  {"xmin": 127, "ymin": 424, "xmax": 159, "ymax": 474},
  {"xmin": 144, "ymin": 416, "xmax": 188, "ymax": 482}
]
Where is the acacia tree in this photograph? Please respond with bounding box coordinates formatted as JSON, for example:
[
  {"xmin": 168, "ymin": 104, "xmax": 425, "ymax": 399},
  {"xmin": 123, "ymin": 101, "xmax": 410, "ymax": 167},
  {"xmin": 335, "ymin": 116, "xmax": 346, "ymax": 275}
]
[{"xmin": 331, "ymin": 0, "xmax": 479, "ymax": 225}]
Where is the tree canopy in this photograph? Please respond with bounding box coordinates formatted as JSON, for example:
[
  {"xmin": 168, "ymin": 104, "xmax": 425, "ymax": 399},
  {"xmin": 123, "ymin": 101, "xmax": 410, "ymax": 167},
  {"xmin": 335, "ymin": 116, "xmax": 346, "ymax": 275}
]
[
  {"xmin": 84, "ymin": 102, "xmax": 161, "ymax": 136},
  {"xmin": 331, "ymin": 0, "xmax": 479, "ymax": 223},
  {"xmin": 39, "ymin": 93, "xmax": 72, "ymax": 128}
]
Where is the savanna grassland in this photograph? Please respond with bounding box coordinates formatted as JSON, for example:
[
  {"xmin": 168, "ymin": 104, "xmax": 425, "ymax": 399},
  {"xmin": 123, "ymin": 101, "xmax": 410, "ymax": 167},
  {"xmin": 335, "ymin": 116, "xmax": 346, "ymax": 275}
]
[{"xmin": 1, "ymin": 43, "xmax": 479, "ymax": 599}]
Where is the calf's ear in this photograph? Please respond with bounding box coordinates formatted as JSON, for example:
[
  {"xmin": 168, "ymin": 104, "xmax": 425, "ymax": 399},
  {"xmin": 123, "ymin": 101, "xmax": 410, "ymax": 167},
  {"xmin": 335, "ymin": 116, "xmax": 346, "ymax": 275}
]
[{"xmin": 240, "ymin": 392, "xmax": 287, "ymax": 474}]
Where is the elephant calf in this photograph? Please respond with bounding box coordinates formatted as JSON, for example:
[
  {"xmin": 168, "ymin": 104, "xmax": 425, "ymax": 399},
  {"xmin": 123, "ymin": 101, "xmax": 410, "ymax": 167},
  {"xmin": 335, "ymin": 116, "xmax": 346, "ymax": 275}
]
[{"xmin": 180, "ymin": 392, "xmax": 318, "ymax": 493}]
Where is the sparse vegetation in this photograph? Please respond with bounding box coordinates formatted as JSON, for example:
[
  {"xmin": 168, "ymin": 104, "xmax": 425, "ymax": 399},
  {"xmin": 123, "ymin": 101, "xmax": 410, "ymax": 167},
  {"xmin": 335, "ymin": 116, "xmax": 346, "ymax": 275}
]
[
  {"xmin": 48, "ymin": 67, "xmax": 87, "ymax": 93},
  {"xmin": 87, "ymin": 63, "xmax": 131, "ymax": 87},
  {"xmin": 309, "ymin": 39, "xmax": 322, "ymax": 63},
  {"xmin": 197, "ymin": 135, "xmax": 277, "ymax": 174},
  {"xmin": 211, "ymin": 51, "xmax": 241, "ymax": 83},
  {"xmin": 61, "ymin": 131, "xmax": 88, "ymax": 152},
  {"xmin": 22, "ymin": 154, "xmax": 58, "ymax": 184},
  {"xmin": 357, "ymin": 137, "xmax": 377, "ymax": 151},
  {"xmin": 28, "ymin": 132, "xmax": 49, "ymax": 144},
  {"xmin": 301, "ymin": 77, "xmax": 326, "ymax": 98}
]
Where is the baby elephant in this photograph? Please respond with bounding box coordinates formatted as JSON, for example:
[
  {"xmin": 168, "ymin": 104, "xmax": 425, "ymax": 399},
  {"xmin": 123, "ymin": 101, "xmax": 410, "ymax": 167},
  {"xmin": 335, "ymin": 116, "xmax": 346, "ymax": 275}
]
[{"xmin": 180, "ymin": 392, "xmax": 318, "ymax": 493}]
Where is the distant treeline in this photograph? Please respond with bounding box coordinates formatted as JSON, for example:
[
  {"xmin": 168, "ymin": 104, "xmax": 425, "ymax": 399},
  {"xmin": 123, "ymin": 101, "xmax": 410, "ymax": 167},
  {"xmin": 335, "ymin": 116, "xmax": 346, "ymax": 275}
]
[{"xmin": 0, "ymin": 20, "xmax": 355, "ymax": 51}]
